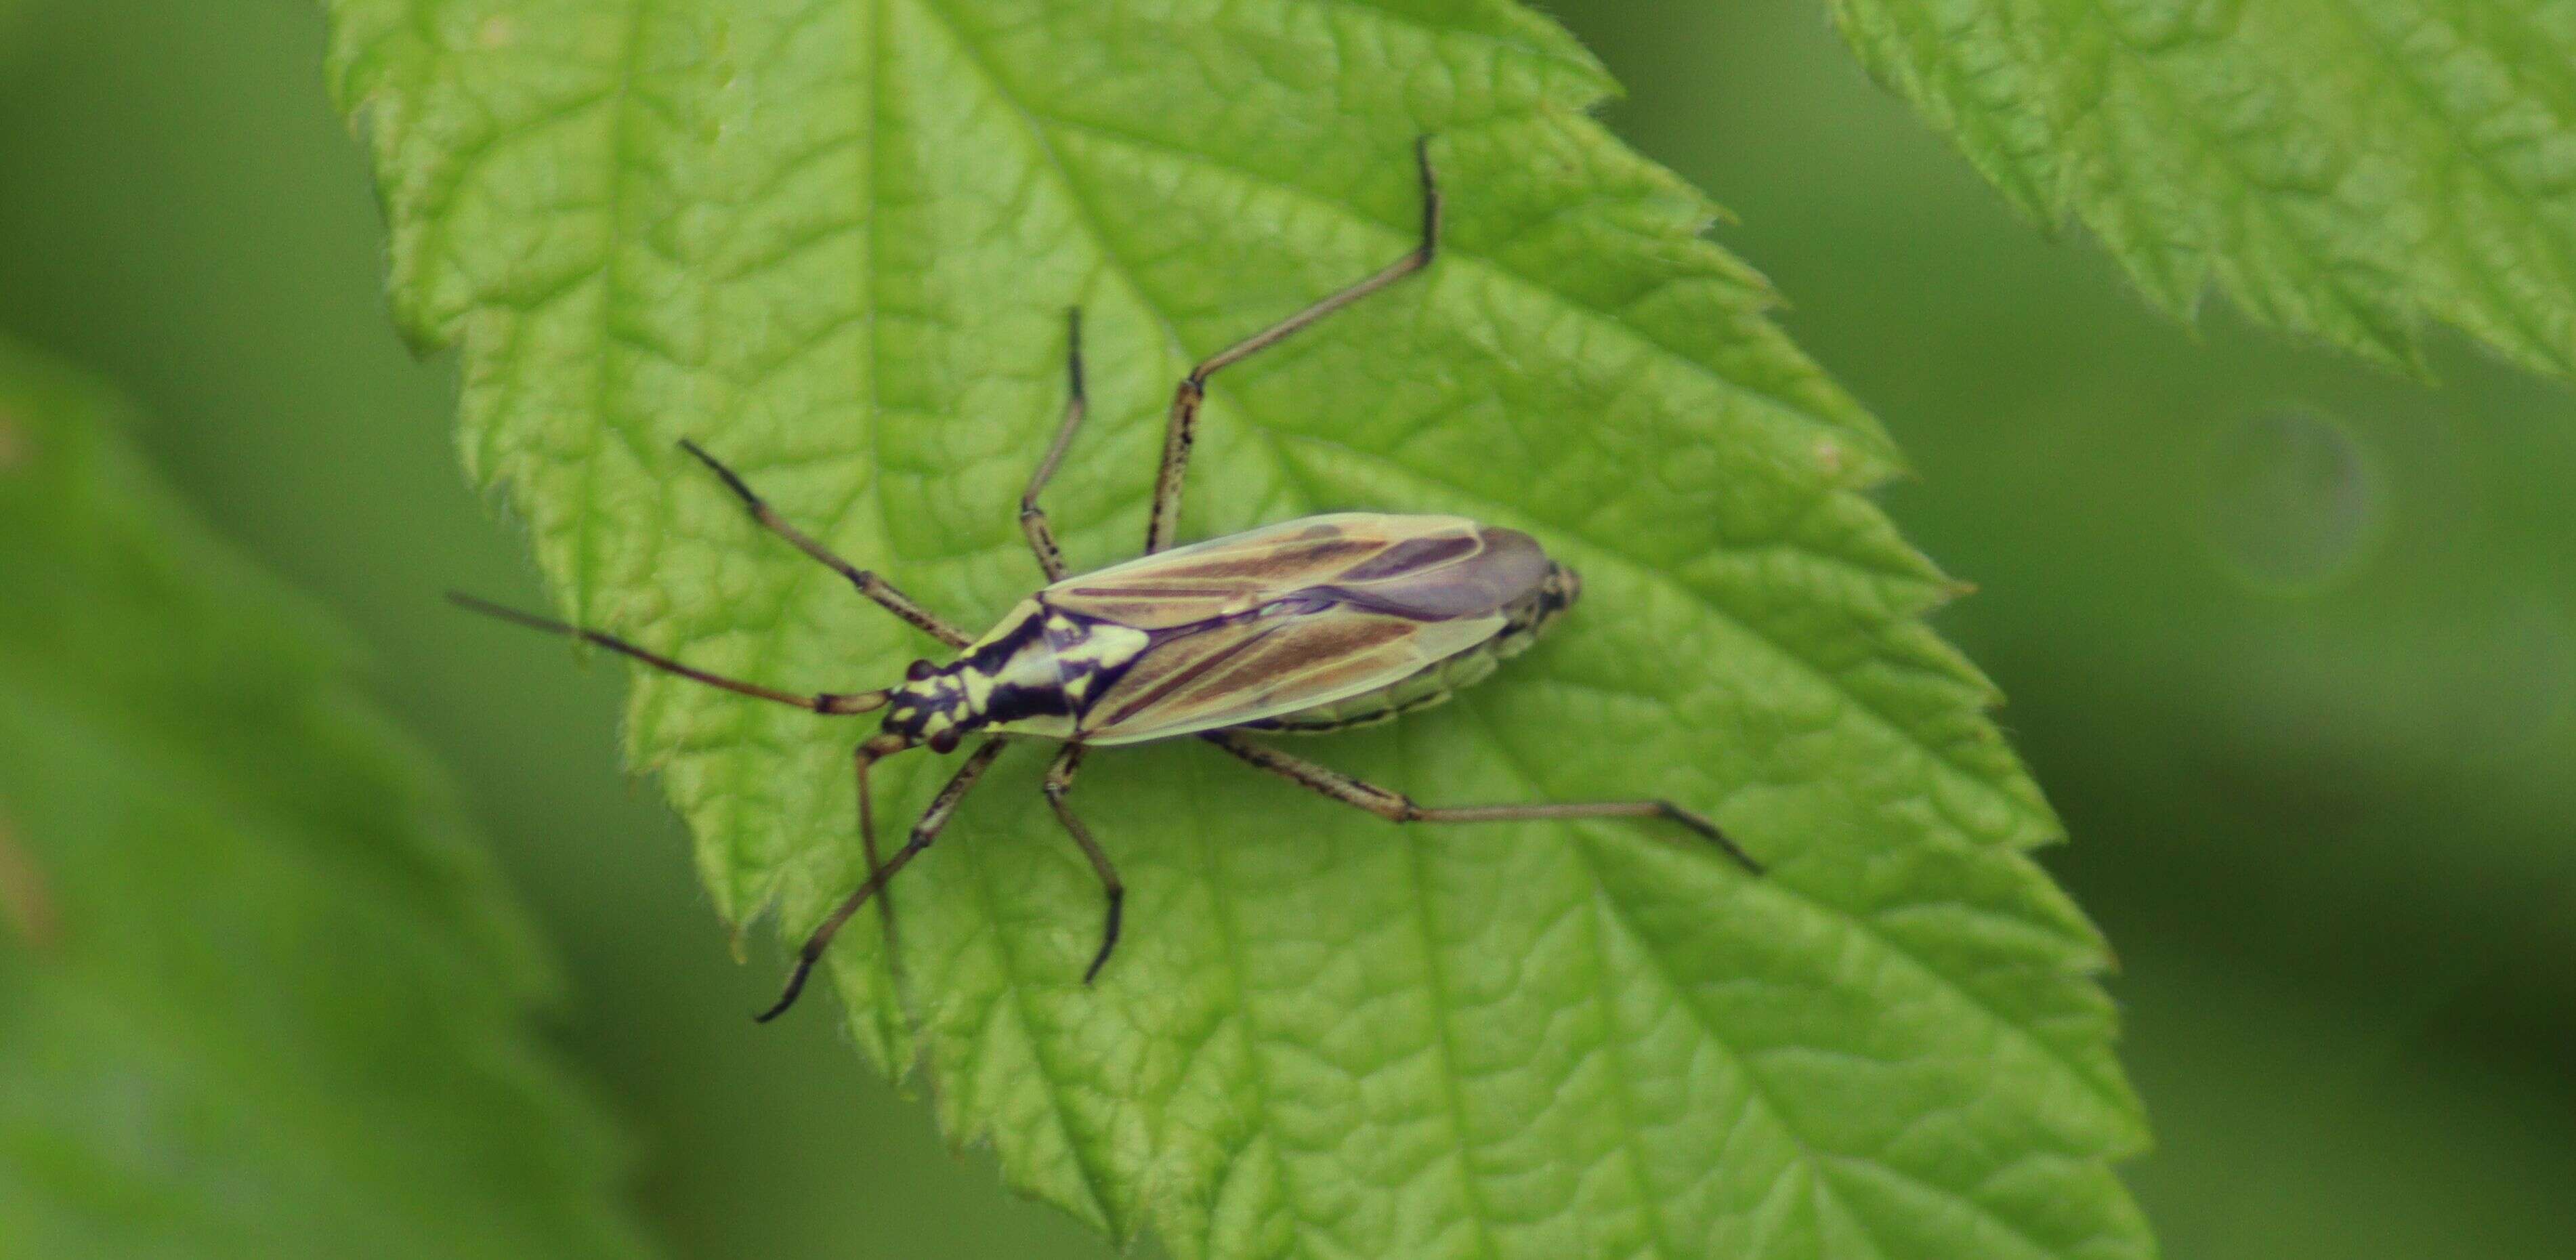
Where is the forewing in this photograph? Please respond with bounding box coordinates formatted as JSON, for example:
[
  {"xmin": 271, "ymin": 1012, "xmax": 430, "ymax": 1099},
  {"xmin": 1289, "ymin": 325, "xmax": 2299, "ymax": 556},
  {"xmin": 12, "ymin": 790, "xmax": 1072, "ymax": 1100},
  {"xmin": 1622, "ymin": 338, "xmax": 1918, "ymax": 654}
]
[
  {"xmin": 1049, "ymin": 513, "xmax": 1556, "ymax": 744},
  {"xmin": 1076, "ymin": 605, "xmax": 1504, "ymax": 745},
  {"xmin": 1042, "ymin": 513, "xmax": 1545, "ymax": 629}
]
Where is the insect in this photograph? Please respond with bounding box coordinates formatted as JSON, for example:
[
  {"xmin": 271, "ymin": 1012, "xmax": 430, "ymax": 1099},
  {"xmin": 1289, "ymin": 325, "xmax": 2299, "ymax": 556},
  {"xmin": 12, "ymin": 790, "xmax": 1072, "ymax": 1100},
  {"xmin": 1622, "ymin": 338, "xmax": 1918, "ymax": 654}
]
[{"xmin": 455, "ymin": 140, "xmax": 1761, "ymax": 1022}]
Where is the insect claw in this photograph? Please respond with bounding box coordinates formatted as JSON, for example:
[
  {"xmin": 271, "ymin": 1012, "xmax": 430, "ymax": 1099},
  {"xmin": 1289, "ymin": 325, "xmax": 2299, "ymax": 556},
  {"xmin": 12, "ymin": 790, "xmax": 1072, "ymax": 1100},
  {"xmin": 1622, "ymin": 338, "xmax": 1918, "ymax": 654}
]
[
  {"xmin": 677, "ymin": 437, "xmax": 762, "ymax": 508},
  {"xmin": 755, "ymin": 955, "xmax": 817, "ymax": 1023},
  {"xmin": 1082, "ymin": 890, "xmax": 1124, "ymax": 986},
  {"xmin": 1412, "ymin": 133, "xmax": 1441, "ymax": 261},
  {"xmin": 1665, "ymin": 803, "xmax": 1763, "ymax": 875}
]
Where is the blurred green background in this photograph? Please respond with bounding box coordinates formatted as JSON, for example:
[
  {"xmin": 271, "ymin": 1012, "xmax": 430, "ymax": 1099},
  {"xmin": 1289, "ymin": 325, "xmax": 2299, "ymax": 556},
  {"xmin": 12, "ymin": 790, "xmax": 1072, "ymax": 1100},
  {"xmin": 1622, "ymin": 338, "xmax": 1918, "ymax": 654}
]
[{"xmin": 3, "ymin": 1, "xmax": 2570, "ymax": 1256}]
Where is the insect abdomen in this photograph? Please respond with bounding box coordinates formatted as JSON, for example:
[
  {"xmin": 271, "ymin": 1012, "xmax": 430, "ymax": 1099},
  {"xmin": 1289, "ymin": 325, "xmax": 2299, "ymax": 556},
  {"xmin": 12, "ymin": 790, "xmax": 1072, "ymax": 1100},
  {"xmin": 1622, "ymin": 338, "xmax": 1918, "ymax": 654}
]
[{"xmin": 1241, "ymin": 561, "xmax": 1580, "ymax": 736}]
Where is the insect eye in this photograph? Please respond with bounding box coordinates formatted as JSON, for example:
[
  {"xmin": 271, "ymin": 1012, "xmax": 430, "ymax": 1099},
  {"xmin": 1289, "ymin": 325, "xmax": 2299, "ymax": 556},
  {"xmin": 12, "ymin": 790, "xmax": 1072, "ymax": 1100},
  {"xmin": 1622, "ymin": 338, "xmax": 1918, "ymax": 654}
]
[
  {"xmin": 906, "ymin": 658, "xmax": 937, "ymax": 682},
  {"xmin": 927, "ymin": 729, "xmax": 961, "ymax": 754}
]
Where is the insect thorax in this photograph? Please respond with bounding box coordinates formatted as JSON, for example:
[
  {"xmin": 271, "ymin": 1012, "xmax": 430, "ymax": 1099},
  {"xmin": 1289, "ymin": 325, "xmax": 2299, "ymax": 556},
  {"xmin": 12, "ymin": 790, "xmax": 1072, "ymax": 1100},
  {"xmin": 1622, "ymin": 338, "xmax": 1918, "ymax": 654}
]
[{"xmin": 881, "ymin": 598, "xmax": 1149, "ymax": 748}]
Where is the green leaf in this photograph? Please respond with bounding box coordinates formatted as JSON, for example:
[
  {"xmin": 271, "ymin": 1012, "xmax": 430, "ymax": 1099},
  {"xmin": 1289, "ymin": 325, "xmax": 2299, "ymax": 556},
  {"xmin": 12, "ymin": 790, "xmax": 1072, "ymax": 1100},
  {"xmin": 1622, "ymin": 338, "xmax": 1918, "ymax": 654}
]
[
  {"xmin": 0, "ymin": 340, "xmax": 654, "ymax": 1260},
  {"xmin": 1827, "ymin": 0, "xmax": 2576, "ymax": 378},
  {"xmin": 321, "ymin": 2, "xmax": 2153, "ymax": 1257}
]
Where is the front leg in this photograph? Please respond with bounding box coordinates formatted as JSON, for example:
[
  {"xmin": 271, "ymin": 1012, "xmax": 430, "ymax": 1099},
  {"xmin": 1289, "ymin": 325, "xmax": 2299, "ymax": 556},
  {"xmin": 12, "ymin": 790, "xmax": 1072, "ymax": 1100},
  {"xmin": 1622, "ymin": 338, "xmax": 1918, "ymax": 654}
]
[
  {"xmin": 759, "ymin": 736, "xmax": 1009, "ymax": 1022},
  {"xmin": 1018, "ymin": 309, "xmax": 1086, "ymax": 582}
]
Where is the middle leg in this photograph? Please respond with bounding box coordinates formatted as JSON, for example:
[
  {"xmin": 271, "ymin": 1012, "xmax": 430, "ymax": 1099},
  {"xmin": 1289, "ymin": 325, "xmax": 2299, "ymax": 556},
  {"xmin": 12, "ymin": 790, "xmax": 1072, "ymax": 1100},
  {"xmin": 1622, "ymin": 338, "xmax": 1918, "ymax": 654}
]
[
  {"xmin": 1202, "ymin": 730, "xmax": 1762, "ymax": 873},
  {"xmin": 1040, "ymin": 743, "xmax": 1125, "ymax": 984},
  {"xmin": 1143, "ymin": 139, "xmax": 1442, "ymax": 554},
  {"xmin": 1018, "ymin": 308, "xmax": 1087, "ymax": 582}
]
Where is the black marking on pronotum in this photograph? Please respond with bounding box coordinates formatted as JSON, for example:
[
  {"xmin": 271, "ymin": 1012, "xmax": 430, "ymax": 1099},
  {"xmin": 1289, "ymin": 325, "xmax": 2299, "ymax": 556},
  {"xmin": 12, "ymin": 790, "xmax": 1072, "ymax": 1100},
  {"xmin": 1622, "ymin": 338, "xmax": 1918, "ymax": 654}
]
[
  {"xmin": 956, "ymin": 611, "xmax": 1044, "ymax": 674},
  {"xmin": 450, "ymin": 137, "xmax": 1762, "ymax": 1024},
  {"xmin": 980, "ymin": 677, "xmax": 1076, "ymax": 728}
]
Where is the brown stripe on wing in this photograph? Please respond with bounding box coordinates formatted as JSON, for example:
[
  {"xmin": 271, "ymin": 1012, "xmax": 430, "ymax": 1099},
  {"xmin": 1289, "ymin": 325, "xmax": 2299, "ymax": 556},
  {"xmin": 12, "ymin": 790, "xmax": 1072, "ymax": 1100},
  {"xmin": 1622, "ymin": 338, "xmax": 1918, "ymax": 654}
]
[
  {"xmin": 1334, "ymin": 531, "xmax": 1479, "ymax": 581},
  {"xmin": 1047, "ymin": 528, "xmax": 1412, "ymax": 629},
  {"xmin": 1118, "ymin": 532, "xmax": 1382, "ymax": 581},
  {"xmin": 1044, "ymin": 516, "xmax": 1553, "ymax": 650},
  {"xmin": 1218, "ymin": 612, "xmax": 1425, "ymax": 709},
  {"xmin": 1091, "ymin": 616, "xmax": 1289, "ymax": 730}
]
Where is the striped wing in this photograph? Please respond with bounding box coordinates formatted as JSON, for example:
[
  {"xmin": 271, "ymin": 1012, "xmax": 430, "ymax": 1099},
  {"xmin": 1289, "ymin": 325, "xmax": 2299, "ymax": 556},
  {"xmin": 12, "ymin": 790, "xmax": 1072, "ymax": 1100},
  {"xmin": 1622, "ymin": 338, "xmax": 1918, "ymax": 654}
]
[{"xmin": 1043, "ymin": 513, "xmax": 1553, "ymax": 744}]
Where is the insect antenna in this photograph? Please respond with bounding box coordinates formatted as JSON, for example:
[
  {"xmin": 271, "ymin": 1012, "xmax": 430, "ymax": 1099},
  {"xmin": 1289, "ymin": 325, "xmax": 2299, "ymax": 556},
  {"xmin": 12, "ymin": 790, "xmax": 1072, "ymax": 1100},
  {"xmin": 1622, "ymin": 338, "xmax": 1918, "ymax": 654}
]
[{"xmin": 446, "ymin": 591, "xmax": 889, "ymax": 715}]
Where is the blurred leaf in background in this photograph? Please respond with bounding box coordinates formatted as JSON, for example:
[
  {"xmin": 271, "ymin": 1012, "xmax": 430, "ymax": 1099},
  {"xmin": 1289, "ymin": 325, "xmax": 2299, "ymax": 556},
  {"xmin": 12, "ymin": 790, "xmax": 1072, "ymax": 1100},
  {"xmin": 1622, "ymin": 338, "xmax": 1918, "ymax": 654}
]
[
  {"xmin": 0, "ymin": 339, "xmax": 654, "ymax": 1259},
  {"xmin": 1826, "ymin": 0, "xmax": 2576, "ymax": 380},
  {"xmin": 0, "ymin": 2, "xmax": 1112, "ymax": 1256},
  {"xmin": 1571, "ymin": 3, "xmax": 2576, "ymax": 1256},
  {"xmin": 320, "ymin": 1, "xmax": 2150, "ymax": 1258}
]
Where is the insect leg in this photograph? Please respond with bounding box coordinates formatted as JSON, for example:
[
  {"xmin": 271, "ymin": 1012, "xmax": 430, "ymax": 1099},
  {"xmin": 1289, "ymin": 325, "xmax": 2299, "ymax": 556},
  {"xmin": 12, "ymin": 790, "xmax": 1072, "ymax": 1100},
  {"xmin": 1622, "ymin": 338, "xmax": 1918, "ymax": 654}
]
[
  {"xmin": 853, "ymin": 740, "xmax": 902, "ymax": 986},
  {"xmin": 1201, "ymin": 731, "xmax": 1762, "ymax": 873},
  {"xmin": 759, "ymin": 736, "xmax": 1008, "ymax": 1022},
  {"xmin": 1039, "ymin": 744, "xmax": 1124, "ymax": 984},
  {"xmin": 1145, "ymin": 138, "xmax": 1441, "ymax": 554},
  {"xmin": 1018, "ymin": 308, "xmax": 1086, "ymax": 581},
  {"xmin": 679, "ymin": 440, "xmax": 973, "ymax": 649},
  {"xmin": 448, "ymin": 593, "xmax": 889, "ymax": 715}
]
